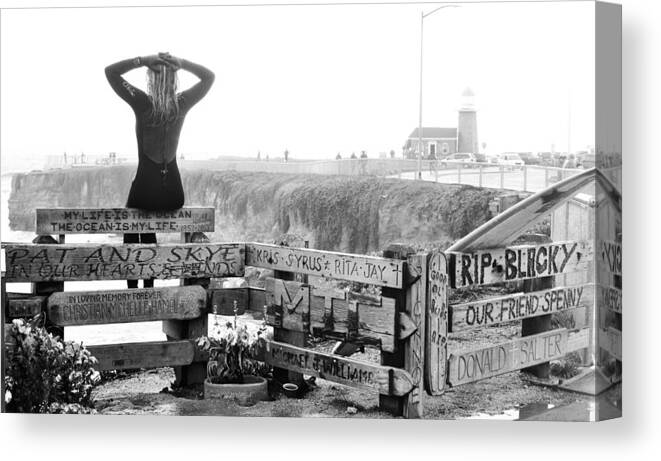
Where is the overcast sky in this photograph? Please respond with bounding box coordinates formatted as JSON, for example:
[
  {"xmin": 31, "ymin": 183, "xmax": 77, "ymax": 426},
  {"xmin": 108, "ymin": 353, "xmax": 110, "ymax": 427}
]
[{"xmin": 0, "ymin": 1, "xmax": 595, "ymax": 163}]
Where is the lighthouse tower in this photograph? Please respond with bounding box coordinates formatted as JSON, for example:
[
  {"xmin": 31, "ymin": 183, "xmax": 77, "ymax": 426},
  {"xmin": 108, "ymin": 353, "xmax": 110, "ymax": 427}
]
[{"xmin": 457, "ymin": 87, "xmax": 479, "ymax": 154}]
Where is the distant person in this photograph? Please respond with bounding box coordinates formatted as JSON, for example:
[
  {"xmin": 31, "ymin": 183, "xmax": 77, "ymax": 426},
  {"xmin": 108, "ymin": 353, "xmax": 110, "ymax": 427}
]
[
  {"xmin": 105, "ymin": 52, "xmax": 214, "ymax": 288},
  {"xmin": 336, "ymin": 152, "xmax": 342, "ymax": 160},
  {"xmin": 563, "ymin": 154, "xmax": 577, "ymax": 169},
  {"xmin": 390, "ymin": 149, "xmax": 395, "ymax": 159},
  {"xmin": 266, "ymin": 154, "xmax": 270, "ymax": 162},
  {"xmin": 284, "ymin": 149, "xmax": 289, "ymax": 163},
  {"xmin": 257, "ymin": 151, "xmax": 261, "ymax": 161},
  {"xmin": 350, "ymin": 152, "xmax": 357, "ymax": 159},
  {"xmin": 359, "ymin": 150, "xmax": 368, "ymax": 174}
]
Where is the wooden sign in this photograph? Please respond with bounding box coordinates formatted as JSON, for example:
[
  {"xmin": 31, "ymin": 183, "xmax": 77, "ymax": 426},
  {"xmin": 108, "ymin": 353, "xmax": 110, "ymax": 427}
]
[
  {"xmin": 600, "ymin": 241, "xmax": 622, "ymax": 276},
  {"xmin": 425, "ymin": 251, "xmax": 448, "ymax": 395},
  {"xmin": 598, "ymin": 284, "xmax": 622, "ymax": 314},
  {"xmin": 264, "ymin": 278, "xmax": 397, "ymax": 352},
  {"xmin": 257, "ymin": 339, "xmax": 415, "ymax": 396},
  {"xmin": 47, "ymin": 286, "xmax": 206, "ymax": 326},
  {"xmin": 450, "ymin": 240, "xmax": 593, "ymax": 289},
  {"xmin": 87, "ymin": 340, "xmax": 195, "ymax": 371},
  {"xmin": 448, "ymin": 329, "xmax": 569, "ymax": 386},
  {"xmin": 6, "ymin": 294, "xmax": 46, "ymax": 318},
  {"xmin": 3, "ymin": 243, "xmax": 244, "ymax": 282},
  {"xmin": 246, "ymin": 243, "xmax": 405, "ymax": 288},
  {"xmin": 599, "ymin": 327, "xmax": 622, "ymax": 361},
  {"xmin": 36, "ymin": 207, "xmax": 215, "ymax": 234},
  {"xmin": 450, "ymin": 284, "xmax": 594, "ymax": 332}
]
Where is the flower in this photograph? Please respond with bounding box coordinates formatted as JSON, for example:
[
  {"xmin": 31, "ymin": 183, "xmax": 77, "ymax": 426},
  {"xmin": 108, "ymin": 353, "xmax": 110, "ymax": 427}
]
[{"xmin": 196, "ymin": 316, "xmax": 267, "ymax": 384}]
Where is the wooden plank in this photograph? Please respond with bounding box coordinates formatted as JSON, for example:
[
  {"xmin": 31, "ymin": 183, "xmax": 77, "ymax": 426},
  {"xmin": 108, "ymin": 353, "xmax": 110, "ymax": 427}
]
[
  {"xmin": 425, "ymin": 251, "xmax": 448, "ymax": 395},
  {"xmin": 36, "ymin": 207, "xmax": 215, "ymax": 234},
  {"xmin": 449, "ymin": 240, "xmax": 593, "ymax": 289},
  {"xmin": 264, "ymin": 278, "xmax": 398, "ymax": 352},
  {"xmin": 597, "ymin": 284, "xmax": 621, "ymax": 314},
  {"xmin": 450, "ymin": 284, "xmax": 595, "ymax": 332},
  {"xmin": 209, "ymin": 287, "xmax": 248, "ymax": 315},
  {"xmin": 599, "ymin": 327, "xmax": 622, "ymax": 361},
  {"xmin": 256, "ymin": 339, "xmax": 415, "ymax": 397},
  {"xmin": 599, "ymin": 240, "xmax": 622, "ymax": 276},
  {"xmin": 447, "ymin": 168, "xmax": 619, "ymax": 253},
  {"xmin": 246, "ymin": 243, "xmax": 405, "ymax": 288},
  {"xmin": 47, "ymin": 286, "xmax": 206, "ymax": 326},
  {"xmin": 248, "ymin": 286, "xmax": 266, "ymax": 312},
  {"xmin": 6, "ymin": 293, "xmax": 47, "ymax": 319},
  {"xmin": 3, "ymin": 243, "xmax": 244, "ymax": 282},
  {"xmin": 448, "ymin": 328, "xmax": 574, "ymax": 386},
  {"xmin": 87, "ymin": 340, "xmax": 195, "ymax": 371},
  {"xmin": 402, "ymin": 253, "xmax": 427, "ymax": 418}
]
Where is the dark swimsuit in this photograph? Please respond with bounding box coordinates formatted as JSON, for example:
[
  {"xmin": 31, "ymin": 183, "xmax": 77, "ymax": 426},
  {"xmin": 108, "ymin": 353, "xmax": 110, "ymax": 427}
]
[{"xmin": 105, "ymin": 59, "xmax": 213, "ymax": 286}]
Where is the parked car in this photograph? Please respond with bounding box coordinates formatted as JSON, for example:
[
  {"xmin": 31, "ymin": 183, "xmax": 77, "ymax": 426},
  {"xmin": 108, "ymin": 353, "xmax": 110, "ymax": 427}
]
[
  {"xmin": 517, "ymin": 152, "xmax": 540, "ymax": 165},
  {"xmin": 473, "ymin": 153, "xmax": 487, "ymax": 163},
  {"xmin": 440, "ymin": 153, "xmax": 477, "ymax": 168},
  {"xmin": 496, "ymin": 153, "xmax": 525, "ymax": 169}
]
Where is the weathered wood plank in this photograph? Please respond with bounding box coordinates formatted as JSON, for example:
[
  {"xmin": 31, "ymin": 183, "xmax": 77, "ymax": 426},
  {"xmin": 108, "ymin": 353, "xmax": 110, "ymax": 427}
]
[
  {"xmin": 47, "ymin": 286, "xmax": 206, "ymax": 326},
  {"xmin": 449, "ymin": 240, "xmax": 593, "ymax": 289},
  {"xmin": 450, "ymin": 284, "xmax": 594, "ymax": 332},
  {"xmin": 264, "ymin": 278, "xmax": 397, "ymax": 352},
  {"xmin": 3, "ymin": 243, "xmax": 244, "ymax": 282},
  {"xmin": 448, "ymin": 328, "xmax": 583, "ymax": 386},
  {"xmin": 36, "ymin": 207, "xmax": 215, "ymax": 234},
  {"xmin": 209, "ymin": 287, "xmax": 248, "ymax": 315},
  {"xmin": 87, "ymin": 340, "xmax": 195, "ymax": 371},
  {"xmin": 6, "ymin": 293, "xmax": 47, "ymax": 318},
  {"xmin": 246, "ymin": 243, "xmax": 405, "ymax": 288},
  {"xmin": 597, "ymin": 284, "xmax": 621, "ymax": 314},
  {"xmin": 248, "ymin": 286, "xmax": 266, "ymax": 312},
  {"xmin": 446, "ymin": 168, "xmax": 617, "ymax": 252},
  {"xmin": 599, "ymin": 241, "xmax": 622, "ymax": 276},
  {"xmin": 425, "ymin": 251, "xmax": 448, "ymax": 395},
  {"xmin": 599, "ymin": 327, "xmax": 622, "ymax": 361},
  {"xmin": 402, "ymin": 253, "xmax": 427, "ymax": 418},
  {"xmin": 256, "ymin": 339, "xmax": 414, "ymax": 396}
]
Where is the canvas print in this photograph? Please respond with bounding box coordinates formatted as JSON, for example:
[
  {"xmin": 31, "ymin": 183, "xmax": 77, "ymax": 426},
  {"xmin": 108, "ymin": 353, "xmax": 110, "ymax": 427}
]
[{"xmin": 0, "ymin": 1, "xmax": 621, "ymax": 420}]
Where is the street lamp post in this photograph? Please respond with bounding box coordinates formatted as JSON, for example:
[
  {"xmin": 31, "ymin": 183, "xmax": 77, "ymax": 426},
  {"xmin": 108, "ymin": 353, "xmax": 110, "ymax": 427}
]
[{"xmin": 417, "ymin": 4, "xmax": 459, "ymax": 180}]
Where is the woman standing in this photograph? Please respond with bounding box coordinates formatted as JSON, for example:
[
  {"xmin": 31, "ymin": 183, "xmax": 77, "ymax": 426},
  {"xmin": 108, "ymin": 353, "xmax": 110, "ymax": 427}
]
[{"xmin": 105, "ymin": 53, "xmax": 214, "ymax": 288}]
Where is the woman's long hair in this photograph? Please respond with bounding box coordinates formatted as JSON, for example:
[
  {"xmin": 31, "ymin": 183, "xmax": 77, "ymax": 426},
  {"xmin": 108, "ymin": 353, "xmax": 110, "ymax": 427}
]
[{"xmin": 147, "ymin": 66, "xmax": 179, "ymax": 125}]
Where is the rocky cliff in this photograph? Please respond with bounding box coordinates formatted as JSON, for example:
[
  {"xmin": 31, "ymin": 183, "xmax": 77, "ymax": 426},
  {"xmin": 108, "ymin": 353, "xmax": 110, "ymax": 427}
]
[{"xmin": 8, "ymin": 166, "xmax": 499, "ymax": 253}]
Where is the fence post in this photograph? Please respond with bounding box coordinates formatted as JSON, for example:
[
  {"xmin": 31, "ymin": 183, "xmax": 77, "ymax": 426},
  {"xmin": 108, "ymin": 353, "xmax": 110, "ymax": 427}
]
[
  {"xmin": 424, "ymin": 251, "xmax": 449, "ymax": 396},
  {"xmin": 520, "ymin": 235, "xmax": 554, "ymax": 379},
  {"xmin": 32, "ymin": 234, "xmax": 64, "ymax": 339},
  {"xmin": 380, "ymin": 244, "xmax": 426, "ymax": 418},
  {"xmin": 523, "ymin": 166, "xmax": 528, "ymax": 191},
  {"xmin": 544, "ymin": 167, "xmax": 550, "ymax": 188},
  {"xmin": 478, "ymin": 165, "xmax": 483, "ymax": 187},
  {"xmin": 271, "ymin": 238, "xmax": 307, "ymax": 392},
  {"xmin": 163, "ymin": 231, "xmax": 211, "ymax": 387},
  {"xmin": 457, "ymin": 165, "xmax": 461, "ymax": 184},
  {"xmin": 499, "ymin": 165, "xmax": 505, "ymax": 189}
]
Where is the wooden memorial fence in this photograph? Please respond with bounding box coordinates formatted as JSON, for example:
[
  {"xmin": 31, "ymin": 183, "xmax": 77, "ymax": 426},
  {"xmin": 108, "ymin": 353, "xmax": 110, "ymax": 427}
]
[
  {"xmin": 1, "ymin": 169, "xmax": 619, "ymax": 416},
  {"xmin": 1, "ymin": 208, "xmax": 427, "ymax": 417},
  {"xmin": 1, "ymin": 207, "xmax": 246, "ymax": 386},
  {"xmin": 424, "ymin": 169, "xmax": 615, "ymax": 395}
]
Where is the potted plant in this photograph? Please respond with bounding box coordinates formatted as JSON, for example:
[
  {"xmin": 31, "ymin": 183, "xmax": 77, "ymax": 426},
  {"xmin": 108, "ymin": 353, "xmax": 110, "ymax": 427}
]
[{"xmin": 196, "ymin": 303, "xmax": 270, "ymax": 404}]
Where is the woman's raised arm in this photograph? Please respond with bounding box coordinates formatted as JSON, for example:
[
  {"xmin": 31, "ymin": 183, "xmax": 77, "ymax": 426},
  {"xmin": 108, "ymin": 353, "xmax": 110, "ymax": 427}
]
[
  {"xmin": 164, "ymin": 55, "xmax": 215, "ymax": 109},
  {"xmin": 105, "ymin": 55, "xmax": 166, "ymax": 107}
]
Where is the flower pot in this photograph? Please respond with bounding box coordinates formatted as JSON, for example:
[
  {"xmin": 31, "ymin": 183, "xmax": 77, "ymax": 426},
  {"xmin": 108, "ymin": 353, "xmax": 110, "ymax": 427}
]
[{"xmin": 204, "ymin": 375, "xmax": 268, "ymax": 405}]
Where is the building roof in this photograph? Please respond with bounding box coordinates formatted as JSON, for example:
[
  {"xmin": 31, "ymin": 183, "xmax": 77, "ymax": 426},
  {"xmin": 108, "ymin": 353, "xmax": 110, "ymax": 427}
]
[{"xmin": 408, "ymin": 127, "xmax": 457, "ymax": 139}]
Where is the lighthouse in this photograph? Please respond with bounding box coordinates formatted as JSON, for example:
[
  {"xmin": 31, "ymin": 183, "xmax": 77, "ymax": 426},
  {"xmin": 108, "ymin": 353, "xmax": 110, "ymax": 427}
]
[{"xmin": 457, "ymin": 87, "xmax": 479, "ymax": 154}]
